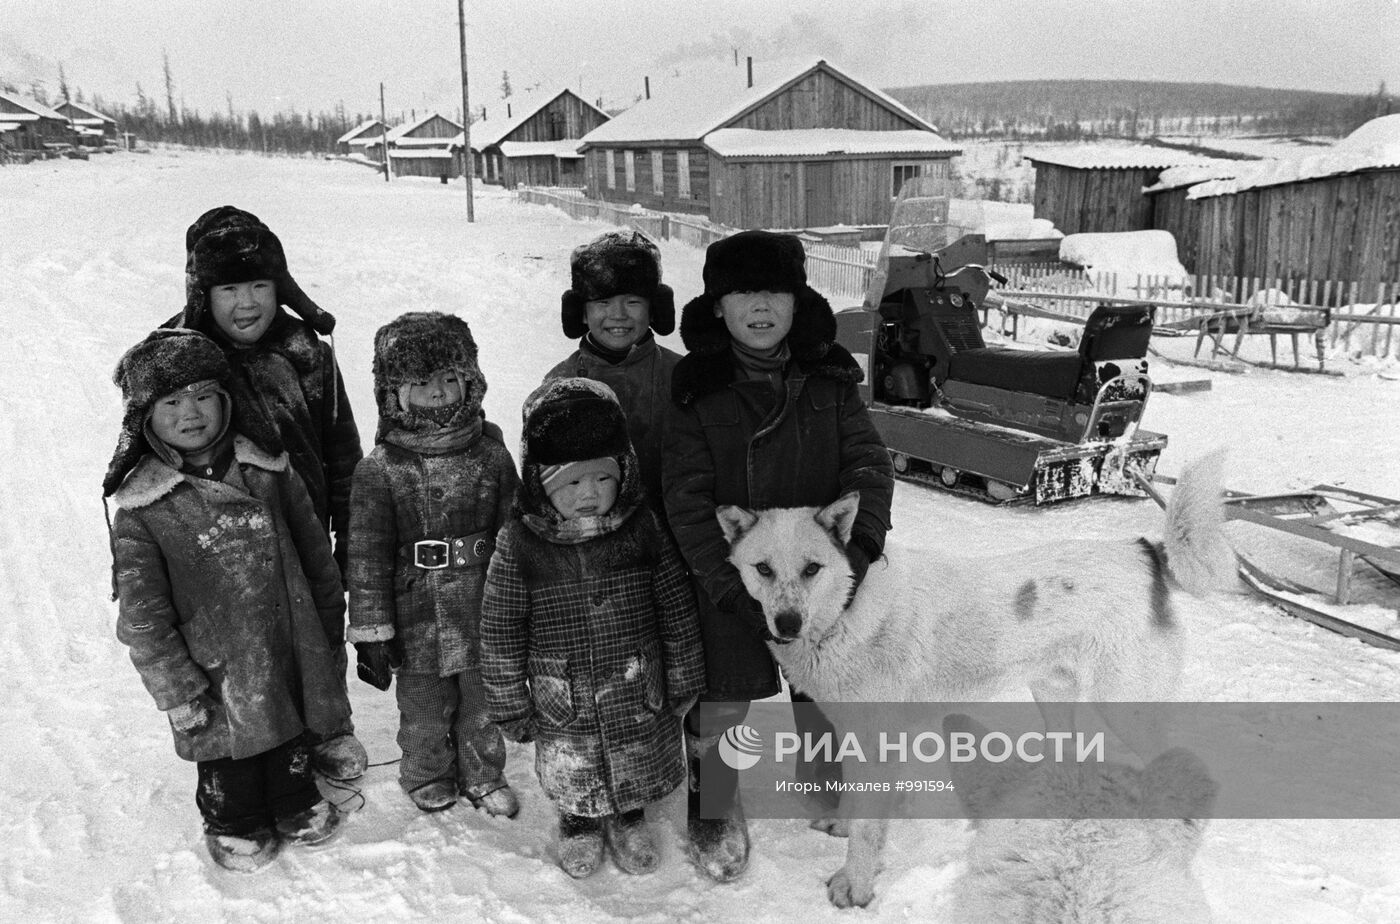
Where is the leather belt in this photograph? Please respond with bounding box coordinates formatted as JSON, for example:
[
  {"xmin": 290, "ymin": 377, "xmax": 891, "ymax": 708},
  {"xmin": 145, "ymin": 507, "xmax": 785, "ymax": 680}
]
[{"xmin": 400, "ymin": 530, "xmax": 494, "ymax": 570}]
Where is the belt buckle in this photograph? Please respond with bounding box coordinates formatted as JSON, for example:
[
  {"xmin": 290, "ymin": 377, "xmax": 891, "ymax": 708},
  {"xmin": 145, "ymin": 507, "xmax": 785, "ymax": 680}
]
[{"xmin": 413, "ymin": 539, "xmax": 450, "ymax": 570}]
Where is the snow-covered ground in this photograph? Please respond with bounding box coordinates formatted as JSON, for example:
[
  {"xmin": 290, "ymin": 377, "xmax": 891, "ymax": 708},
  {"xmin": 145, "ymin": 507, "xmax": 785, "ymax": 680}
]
[{"xmin": 3, "ymin": 149, "xmax": 1400, "ymax": 923}]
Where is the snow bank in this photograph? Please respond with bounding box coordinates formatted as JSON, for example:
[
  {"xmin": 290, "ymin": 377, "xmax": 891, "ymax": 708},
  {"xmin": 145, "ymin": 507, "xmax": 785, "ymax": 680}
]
[{"xmin": 1058, "ymin": 229, "xmax": 1188, "ymax": 281}]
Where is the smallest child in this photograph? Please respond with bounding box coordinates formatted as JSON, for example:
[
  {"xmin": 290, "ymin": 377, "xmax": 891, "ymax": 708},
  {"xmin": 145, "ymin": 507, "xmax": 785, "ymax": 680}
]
[
  {"xmin": 106, "ymin": 328, "xmax": 347, "ymax": 873},
  {"xmin": 481, "ymin": 378, "xmax": 705, "ymax": 878}
]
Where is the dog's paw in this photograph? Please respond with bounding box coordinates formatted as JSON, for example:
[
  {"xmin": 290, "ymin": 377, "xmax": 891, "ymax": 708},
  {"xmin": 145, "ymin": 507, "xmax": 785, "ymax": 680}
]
[
  {"xmin": 810, "ymin": 816, "xmax": 850, "ymax": 838},
  {"xmin": 826, "ymin": 866, "xmax": 875, "ymax": 908}
]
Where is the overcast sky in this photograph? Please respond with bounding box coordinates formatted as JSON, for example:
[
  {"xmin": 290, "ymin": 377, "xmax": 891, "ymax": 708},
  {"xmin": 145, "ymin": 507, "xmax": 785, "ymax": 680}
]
[{"xmin": 5, "ymin": 0, "xmax": 1398, "ymax": 119}]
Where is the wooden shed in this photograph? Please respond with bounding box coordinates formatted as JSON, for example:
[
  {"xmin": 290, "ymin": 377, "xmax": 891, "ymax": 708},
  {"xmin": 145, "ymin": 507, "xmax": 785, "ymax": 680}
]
[
  {"xmin": 53, "ymin": 100, "xmax": 117, "ymax": 147},
  {"xmin": 1024, "ymin": 147, "xmax": 1209, "ymax": 235},
  {"xmin": 469, "ymin": 89, "xmax": 609, "ymax": 187},
  {"xmin": 1144, "ymin": 120, "xmax": 1400, "ymax": 294},
  {"xmin": 335, "ymin": 119, "xmax": 385, "ymax": 155},
  {"xmin": 576, "ymin": 58, "xmax": 960, "ymax": 230},
  {"xmin": 0, "ymin": 92, "xmax": 70, "ymax": 153},
  {"xmin": 387, "ymin": 113, "xmax": 464, "ymax": 179}
]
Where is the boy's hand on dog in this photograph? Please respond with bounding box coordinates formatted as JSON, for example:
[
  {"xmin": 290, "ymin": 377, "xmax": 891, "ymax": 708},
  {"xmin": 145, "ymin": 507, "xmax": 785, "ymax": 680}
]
[
  {"xmin": 355, "ymin": 641, "xmax": 399, "ymax": 691},
  {"xmin": 846, "ymin": 539, "xmax": 874, "ymax": 588},
  {"xmin": 167, "ymin": 696, "xmax": 212, "ymax": 735},
  {"xmin": 496, "ymin": 714, "xmax": 536, "ymax": 743}
]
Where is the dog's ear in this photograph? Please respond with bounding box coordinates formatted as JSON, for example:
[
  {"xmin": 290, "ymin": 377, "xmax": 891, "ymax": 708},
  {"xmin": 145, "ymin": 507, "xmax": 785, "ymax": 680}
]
[
  {"xmin": 715, "ymin": 505, "xmax": 759, "ymax": 546},
  {"xmin": 815, "ymin": 491, "xmax": 861, "ymax": 546}
]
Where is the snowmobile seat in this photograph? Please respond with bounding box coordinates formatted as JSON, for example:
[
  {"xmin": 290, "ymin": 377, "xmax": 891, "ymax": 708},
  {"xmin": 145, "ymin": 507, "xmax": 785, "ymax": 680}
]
[
  {"xmin": 947, "ymin": 347, "xmax": 1085, "ymax": 400},
  {"xmin": 1079, "ymin": 303, "xmax": 1154, "ymax": 361}
]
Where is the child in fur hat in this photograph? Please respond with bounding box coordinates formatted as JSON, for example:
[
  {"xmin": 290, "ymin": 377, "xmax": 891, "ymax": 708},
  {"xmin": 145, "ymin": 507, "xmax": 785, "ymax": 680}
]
[
  {"xmin": 168, "ymin": 205, "xmax": 367, "ymax": 782},
  {"xmin": 544, "ymin": 230, "xmax": 679, "ymax": 511},
  {"xmin": 662, "ymin": 230, "xmax": 895, "ymax": 882},
  {"xmin": 480, "ymin": 378, "xmax": 705, "ymax": 879},
  {"xmin": 345, "ymin": 311, "xmax": 521, "ymax": 817},
  {"xmin": 105, "ymin": 328, "xmax": 349, "ymax": 873}
]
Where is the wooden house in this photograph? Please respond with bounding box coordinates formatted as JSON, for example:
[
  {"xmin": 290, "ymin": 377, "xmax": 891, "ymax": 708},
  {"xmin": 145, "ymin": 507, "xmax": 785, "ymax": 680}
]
[
  {"xmin": 335, "ymin": 119, "xmax": 386, "ymax": 156},
  {"xmin": 576, "ymin": 58, "xmax": 960, "ymax": 230},
  {"xmin": 1024, "ymin": 147, "xmax": 1210, "ymax": 235},
  {"xmin": 469, "ymin": 89, "xmax": 610, "ymax": 187},
  {"xmin": 0, "ymin": 92, "xmax": 70, "ymax": 153},
  {"xmin": 386, "ymin": 113, "xmax": 464, "ymax": 179},
  {"xmin": 52, "ymin": 100, "xmax": 117, "ymax": 147}
]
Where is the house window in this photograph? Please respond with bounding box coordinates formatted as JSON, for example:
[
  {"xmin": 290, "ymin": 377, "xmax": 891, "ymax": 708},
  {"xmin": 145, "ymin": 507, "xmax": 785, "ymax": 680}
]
[
  {"xmin": 651, "ymin": 150, "xmax": 665, "ymax": 196},
  {"xmin": 624, "ymin": 151, "xmax": 636, "ymax": 192},
  {"xmin": 606, "ymin": 150, "xmax": 616, "ymax": 189},
  {"xmin": 677, "ymin": 150, "xmax": 691, "ymax": 199}
]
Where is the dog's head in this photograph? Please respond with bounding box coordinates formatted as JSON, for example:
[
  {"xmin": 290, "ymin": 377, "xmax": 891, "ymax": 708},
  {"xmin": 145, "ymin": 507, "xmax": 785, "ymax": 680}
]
[{"xmin": 716, "ymin": 492, "xmax": 860, "ymax": 644}]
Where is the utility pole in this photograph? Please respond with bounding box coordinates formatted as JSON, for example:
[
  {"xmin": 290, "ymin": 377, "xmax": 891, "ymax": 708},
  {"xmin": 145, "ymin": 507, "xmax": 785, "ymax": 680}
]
[
  {"xmin": 379, "ymin": 82, "xmax": 390, "ymax": 182},
  {"xmin": 457, "ymin": 0, "xmax": 476, "ymax": 221}
]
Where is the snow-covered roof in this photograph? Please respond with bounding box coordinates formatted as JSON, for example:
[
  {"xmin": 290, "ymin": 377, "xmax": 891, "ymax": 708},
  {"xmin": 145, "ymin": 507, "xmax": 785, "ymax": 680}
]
[
  {"xmin": 386, "ymin": 113, "xmax": 461, "ymax": 142},
  {"xmin": 498, "ymin": 140, "xmax": 584, "ymax": 159},
  {"xmin": 388, "ymin": 148, "xmax": 456, "ymax": 159},
  {"xmin": 1023, "ymin": 145, "xmax": 1210, "ymax": 170},
  {"xmin": 579, "ymin": 58, "xmax": 936, "ymax": 146},
  {"xmin": 704, "ymin": 127, "xmax": 960, "ymax": 158},
  {"xmin": 1187, "ymin": 115, "xmax": 1400, "ymax": 199},
  {"xmin": 57, "ymin": 100, "xmax": 115, "ymax": 123},
  {"xmin": 348, "ymin": 134, "xmax": 385, "ymax": 147},
  {"xmin": 336, "ymin": 120, "xmax": 383, "ymax": 144},
  {"xmin": 470, "ymin": 89, "xmax": 609, "ymax": 149},
  {"xmin": 393, "ymin": 135, "xmax": 460, "ymax": 148},
  {"xmin": 0, "ymin": 91, "xmax": 65, "ymax": 121},
  {"xmin": 1143, "ymin": 158, "xmax": 1249, "ymax": 193},
  {"xmin": 0, "ymin": 122, "xmax": 20, "ymax": 132}
]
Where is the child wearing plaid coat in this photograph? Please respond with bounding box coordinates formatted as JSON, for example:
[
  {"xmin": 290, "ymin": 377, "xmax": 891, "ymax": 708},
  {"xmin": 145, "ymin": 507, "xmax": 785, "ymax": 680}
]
[{"xmin": 481, "ymin": 378, "xmax": 704, "ymax": 879}]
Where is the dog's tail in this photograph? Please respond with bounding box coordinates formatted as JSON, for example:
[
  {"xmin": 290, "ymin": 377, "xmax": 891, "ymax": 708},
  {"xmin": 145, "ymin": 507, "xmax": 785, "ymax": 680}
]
[{"xmin": 1161, "ymin": 449, "xmax": 1244, "ymax": 596}]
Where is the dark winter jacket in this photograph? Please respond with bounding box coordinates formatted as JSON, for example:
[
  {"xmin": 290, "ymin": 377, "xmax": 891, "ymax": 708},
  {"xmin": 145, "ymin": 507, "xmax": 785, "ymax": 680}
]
[
  {"xmin": 112, "ymin": 435, "xmax": 351, "ymax": 762},
  {"xmin": 165, "ymin": 308, "xmax": 363, "ymax": 565},
  {"xmin": 543, "ymin": 337, "xmax": 681, "ymax": 511},
  {"xmin": 663, "ymin": 290, "xmax": 894, "ymax": 700},
  {"xmin": 345, "ymin": 426, "xmax": 520, "ymax": 676},
  {"xmin": 480, "ymin": 509, "xmax": 705, "ymax": 816}
]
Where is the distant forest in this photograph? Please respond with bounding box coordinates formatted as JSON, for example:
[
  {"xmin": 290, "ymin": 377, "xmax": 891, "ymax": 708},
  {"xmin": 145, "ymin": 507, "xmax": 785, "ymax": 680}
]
[{"xmin": 884, "ymin": 79, "xmax": 1394, "ymax": 140}]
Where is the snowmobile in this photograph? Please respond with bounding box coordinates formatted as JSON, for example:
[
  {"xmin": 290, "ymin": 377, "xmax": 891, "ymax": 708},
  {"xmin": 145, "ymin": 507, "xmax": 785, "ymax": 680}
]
[{"xmin": 835, "ymin": 224, "xmax": 1167, "ymax": 504}]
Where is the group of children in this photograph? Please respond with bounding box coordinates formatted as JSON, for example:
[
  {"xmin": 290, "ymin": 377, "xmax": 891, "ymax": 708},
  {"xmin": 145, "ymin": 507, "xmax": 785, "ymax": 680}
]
[{"xmin": 104, "ymin": 209, "xmax": 894, "ymax": 879}]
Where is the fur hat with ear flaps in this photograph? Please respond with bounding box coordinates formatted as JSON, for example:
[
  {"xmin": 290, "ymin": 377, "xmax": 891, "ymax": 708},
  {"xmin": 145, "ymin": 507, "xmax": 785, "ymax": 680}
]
[
  {"xmin": 560, "ymin": 230, "xmax": 675, "ymax": 339},
  {"xmin": 371, "ymin": 311, "xmax": 486, "ymax": 440},
  {"xmin": 104, "ymin": 328, "xmax": 282, "ymax": 496},
  {"xmin": 678, "ymin": 229, "xmax": 837, "ymax": 359},
  {"xmin": 180, "ymin": 205, "xmax": 336, "ymax": 335},
  {"xmin": 516, "ymin": 377, "xmax": 643, "ymax": 519}
]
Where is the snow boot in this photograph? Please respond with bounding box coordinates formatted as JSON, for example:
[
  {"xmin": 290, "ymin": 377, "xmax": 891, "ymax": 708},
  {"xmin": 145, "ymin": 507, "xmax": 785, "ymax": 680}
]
[
  {"xmin": 205, "ymin": 828, "xmax": 279, "ymax": 872},
  {"xmin": 557, "ymin": 813, "xmax": 606, "ymax": 879},
  {"xmin": 276, "ymin": 799, "xmax": 343, "ymax": 848},
  {"xmin": 466, "ymin": 781, "xmax": 520, "ymax": 819},
  {"xmin": 686, "ymin": 731, "xmax": 750, "ymax": 882},
  {"xmin": 312, "ymin": 732, "xmax": 368, "ymax": 781},
  {"xmin": 605, "ymin": 809, "xmax": 660, "ymax": 875},
  {"xmin": 408, "ymin": 779, "xmax": 458, "ymax": 813}
]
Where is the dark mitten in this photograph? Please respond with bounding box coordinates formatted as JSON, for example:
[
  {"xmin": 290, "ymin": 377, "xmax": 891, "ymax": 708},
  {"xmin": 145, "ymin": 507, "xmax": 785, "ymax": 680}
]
[
  {"xmin": 167, "ymin": 697, "xmax": 212, "ymax": 735},
  {"xmin": 355, "ymin": 641, "xmax": 396, "ymax": 691},
  {"xmin": 846, "ymin": 540, "xmax": 872, "ymax": 589},
  {"xmin": 496, "ymin": 714, "xmax": 537, "ymax": 743},
  {"xmin": 718, "ymin": 585, "xmax": 776, "ymax": 642}
]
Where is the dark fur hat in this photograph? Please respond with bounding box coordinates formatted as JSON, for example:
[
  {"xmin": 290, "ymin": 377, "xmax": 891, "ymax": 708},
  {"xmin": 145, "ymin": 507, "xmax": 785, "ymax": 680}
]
[
  {"xmin": 104, "ymin": 328, "xmax": 279, "ymax": 495},
  {"xmin": 517, "ymin": 377, "xmax": 642, "ymax": 518},
  {"xmin": 560, "ymin": 230, "xmax": 675, "ymax": 339},
  {"xmin": 678, "ymin": 231, "xmax": 836, "ymax": 360},
  {"xmin": 182, "ymin": 206, "xmax": 335, "ymax": 335},
  {"xmin": 371, "ymin": 311, "xmax": 486, "ymax": 440}
]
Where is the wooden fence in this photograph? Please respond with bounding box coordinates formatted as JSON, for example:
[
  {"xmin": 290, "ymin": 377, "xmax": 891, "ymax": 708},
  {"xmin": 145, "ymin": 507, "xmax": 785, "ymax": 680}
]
[{"xmin": 515, "ymin": 188, "xmax": 1399, "ymax": 359}]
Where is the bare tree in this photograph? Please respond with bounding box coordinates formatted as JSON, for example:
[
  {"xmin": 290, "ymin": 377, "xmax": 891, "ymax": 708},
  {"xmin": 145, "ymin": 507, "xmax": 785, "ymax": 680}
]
[
  {"xmin": 500, "ymin": 70, "xmax": 512, "ymax": 99},
  {"xmin": 163, "ymin": 50, "xmax": 178, "ymax": 125}
]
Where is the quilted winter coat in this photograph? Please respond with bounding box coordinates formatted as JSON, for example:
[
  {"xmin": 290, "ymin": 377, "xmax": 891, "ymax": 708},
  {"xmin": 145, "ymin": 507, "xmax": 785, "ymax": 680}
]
[
  {"xmin": 112, "ymin": 436, "xmax": 351, "ymax": 762},
  {"xmin": 345, "ymin": 429, "xmax": 519, "ymax": 676},
  {"xmin": 543, "ymin": 337, "xmax": 681, "ymax": 511},
  {"xmin": 480, "ymin": 508, "xmax": 705, "ymax": 816}
]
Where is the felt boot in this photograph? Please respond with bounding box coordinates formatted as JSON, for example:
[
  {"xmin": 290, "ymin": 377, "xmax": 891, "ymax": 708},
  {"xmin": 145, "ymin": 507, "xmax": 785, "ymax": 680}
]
[
  {"xmin": 205, "ymin": 828, "xmax": 278, "ymax": 872},
  {"xmin": 408, "ymin": 779, "xmax": 458, "ymax": 813},
  {"xmin": 276, "ymin": 799, "xmax": 343, "ymax": 847},
  {"xmin": 468, "ymin": 783, "xmax": 520, "ymax": 819},
  {"xmin": 605, "ymin": 809, "xmax": 659, "ymax": 875},
  {"xmin": 686, "ymin": 731, "xmax": 750, "ymax": 882},
  {"xmin": 312, "ymin": 733, "xmax": 368, "ymax": 781},
  {"xmin": 557, "ymin": 812, "xmax": 605, "ymax": 879}
]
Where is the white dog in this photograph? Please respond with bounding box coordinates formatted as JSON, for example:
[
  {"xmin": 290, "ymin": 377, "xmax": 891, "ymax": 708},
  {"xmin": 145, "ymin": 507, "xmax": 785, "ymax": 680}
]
[{"xmin": 715, "ymin": 452, "xmax": 1237, "ymax": 909}]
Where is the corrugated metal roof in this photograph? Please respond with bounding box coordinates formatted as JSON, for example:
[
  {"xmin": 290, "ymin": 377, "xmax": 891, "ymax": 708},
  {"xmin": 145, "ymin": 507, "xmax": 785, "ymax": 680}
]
[
  {"xmin": 1023, "ymin": 145, "xmax": 1210, "ymax": 170},
  {"xmin": 468, "ymin": 89, "xmax": 609, "ymax": 150},
  {"xmin": 1143, "ymin": 159, "xmax": 1249, "ymax": 193},
  {"xmin": 386, "ymin": 113, "xmax": 460, "ymax": 142},
  {"xmin": 1185, "ymin": 116, "xmax": 1400, "ymax": 197},
  {"xmin": 704, "ymin": 127, "xmax": 960, "ymax": 158}
]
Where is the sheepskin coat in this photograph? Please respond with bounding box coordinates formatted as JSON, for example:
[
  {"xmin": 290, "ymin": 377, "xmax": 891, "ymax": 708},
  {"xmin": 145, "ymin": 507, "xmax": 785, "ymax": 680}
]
[
  {"xmin": 345, "ymin": 428, "xmax": 519, "ymax": 676},
  {"xmin": 663, "ymin": 288, "xmax": 895, "ymax": 700},
  {"xmin": 111, "ymin": 435, "xmax": 350, "ymax": 762}
]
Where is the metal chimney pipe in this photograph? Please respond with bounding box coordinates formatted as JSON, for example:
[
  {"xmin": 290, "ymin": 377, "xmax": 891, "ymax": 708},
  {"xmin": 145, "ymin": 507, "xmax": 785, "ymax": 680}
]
[
  {"xmin": 746, "ymin": 57, "xmax": 753, "ymax": 88},
  {"xmin": 645, "ymin": 76, "xmax": 651, "ymax": 100}
]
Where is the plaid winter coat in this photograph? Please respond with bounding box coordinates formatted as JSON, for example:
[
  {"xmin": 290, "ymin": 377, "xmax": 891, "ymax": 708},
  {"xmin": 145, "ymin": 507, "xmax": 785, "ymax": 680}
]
[
  {"xmin": 345, "ymin": 428, "xmax": 519, "ymax": 676},
  {"xmin": 166, "ymin": 308, "xmax": 362, "ymax": 566},
  {"xmin": 480, "ymin": 509, "xmax": 705, "ymax": 816},
  {"xmin": 112, "ymin": 435, "xmax": 350, "ymax": 762},
  {"xmin": 543, "ymin": 337, "xmax": 681, "ymax": 511}
]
